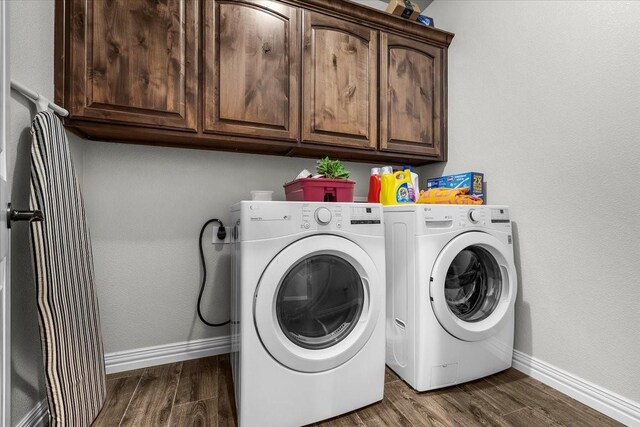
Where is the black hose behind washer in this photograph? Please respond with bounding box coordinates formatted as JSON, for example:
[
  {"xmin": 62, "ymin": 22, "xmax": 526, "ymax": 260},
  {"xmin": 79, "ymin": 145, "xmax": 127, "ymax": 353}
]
[{"xmin": 197, "ymin": 218, "xmax": 230, "ymax": 327}]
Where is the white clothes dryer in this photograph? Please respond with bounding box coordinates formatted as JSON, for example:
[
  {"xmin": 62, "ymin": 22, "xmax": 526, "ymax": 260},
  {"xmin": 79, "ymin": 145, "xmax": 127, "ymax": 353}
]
[
  {"xmin": 230, "ymin": 201, "xmax": 386, "ymax": 427},
  {"xmin": 384, "ymin": 205, "xmax": 517, "ymax": 391}
]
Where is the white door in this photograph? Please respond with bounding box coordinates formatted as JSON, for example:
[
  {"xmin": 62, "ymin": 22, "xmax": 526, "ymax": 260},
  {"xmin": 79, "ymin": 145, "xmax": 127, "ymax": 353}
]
[
  {"xmin": 430, "ymin": 232, "xmax": 517, "ymax": 342},
  {"xmin": 0, "ymin": 1, "xmax": 9, "ymax": 425},
  {"xmin": 254, "ymin": 235, "xmax": 382, "ymax": 373}
]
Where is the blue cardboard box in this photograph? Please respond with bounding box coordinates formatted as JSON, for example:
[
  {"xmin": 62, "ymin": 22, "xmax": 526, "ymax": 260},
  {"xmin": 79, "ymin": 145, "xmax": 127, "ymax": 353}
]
[
  {"xmin": 417, "ymin": 16, "xmax": 434, "ymax": 27},
  {"xmin": 426, "ymin": 172, "xmax": 485, "ymax": 204}
]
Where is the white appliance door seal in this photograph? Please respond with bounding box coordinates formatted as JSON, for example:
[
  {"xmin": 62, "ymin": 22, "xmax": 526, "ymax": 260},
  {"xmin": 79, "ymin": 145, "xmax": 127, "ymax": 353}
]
[
  {"xmin": 254, "ymin": 235, "xmax": 382, "ymax": 373},
  {"xmin": 430, "ymin": 231, "xmax": 517, "ymax": 342}
]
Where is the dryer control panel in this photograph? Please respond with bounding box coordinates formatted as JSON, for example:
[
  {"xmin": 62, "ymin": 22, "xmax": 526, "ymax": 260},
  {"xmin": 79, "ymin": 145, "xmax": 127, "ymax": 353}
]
[{"xmin": 397, "ymin": 204, "xmax": 514, "ymax": 236}]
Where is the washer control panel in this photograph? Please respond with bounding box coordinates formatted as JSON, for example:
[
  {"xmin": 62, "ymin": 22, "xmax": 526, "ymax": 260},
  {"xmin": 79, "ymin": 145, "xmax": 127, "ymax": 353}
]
[
  {"xmin": 238, "ymin": 201, "xmax": 384, "ymax": 239},
  {"xmin": 300, "ymin": 204, "xmax": 381, "ymax": 230},
  {"xmin": 468, "ymin": 209, "xmax": 481, "ymax": 223},
  {"xmin": 314, "ymin": 207, "xmax": 332, "ymax": 224},
  {"xmin": 302, "ymin": 204, "xmax": 343, "ymax": 229},
  {"xmin": 349, "ymin": 206, "xmax": 382, "ymax": 225}
]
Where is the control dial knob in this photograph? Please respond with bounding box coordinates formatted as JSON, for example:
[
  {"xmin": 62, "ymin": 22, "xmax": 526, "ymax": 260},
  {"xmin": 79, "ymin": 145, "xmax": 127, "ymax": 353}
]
[
  {"xmin": 315, "ymin": 207, "xmax": 332, "ymax": 225},
  {"xmin": 468, "ymin": 209, "xmax": 480, "ymax": 223}
]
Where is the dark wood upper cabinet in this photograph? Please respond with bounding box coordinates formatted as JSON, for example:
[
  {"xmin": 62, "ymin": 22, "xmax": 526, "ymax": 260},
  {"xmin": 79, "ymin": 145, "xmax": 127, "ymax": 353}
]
[
  {"xmin": 62, "ymin": 0, "xmax": 199, "ymax": 130},
  {"xmin": 380, "ymin": 33, "xmax": 446, "ymax": 158},
  {"xmin": 55, "ymin": 0, "xmax": 453, "ymax": 165},
  {"xmin": 204, "ymin": 1, "xmax": 299, "ymax": 141},
  {"xmin": 302, "ymin": 12, "xmax": 377, "ymax": 150}
]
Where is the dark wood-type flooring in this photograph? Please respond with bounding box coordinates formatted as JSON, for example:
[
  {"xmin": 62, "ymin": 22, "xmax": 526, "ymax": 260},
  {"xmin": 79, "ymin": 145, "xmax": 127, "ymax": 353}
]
[{"xmin": 92, "ymin": 354, "xmax": 621, "ymax": 427}]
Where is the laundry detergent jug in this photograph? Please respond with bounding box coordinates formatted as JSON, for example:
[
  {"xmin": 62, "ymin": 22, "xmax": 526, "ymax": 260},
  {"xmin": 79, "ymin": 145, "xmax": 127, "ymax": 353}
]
[{"xmin": 381, "ymin": 169, "xmax": 416, "ymax": 205}]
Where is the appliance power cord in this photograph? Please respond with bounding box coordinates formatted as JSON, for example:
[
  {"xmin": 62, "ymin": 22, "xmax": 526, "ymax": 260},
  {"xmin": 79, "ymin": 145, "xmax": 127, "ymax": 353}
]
[{"xmin": 198, "ymin": 218, "xmax": 230, "ymax": 327}]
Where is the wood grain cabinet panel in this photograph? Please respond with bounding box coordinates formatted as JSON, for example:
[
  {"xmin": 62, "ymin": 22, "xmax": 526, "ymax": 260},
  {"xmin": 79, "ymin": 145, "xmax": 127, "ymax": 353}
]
[
  {"xmin": 302, "ymin": 12, "xmax": 378, "ymax": 149},
  {"xmin": 56, "ymin": 0, "xmax": 454, "ymax": 164},
  {"xmin": 204, "ymin": 1, "xmax": 299, "ymax": 141},
  {"xmin": 66, "ymin": 0, "xmax": 198, "ymax": 130},
  {"xmin": 380, "ymin": 33, "xmax": 446, "ymax": 158}
]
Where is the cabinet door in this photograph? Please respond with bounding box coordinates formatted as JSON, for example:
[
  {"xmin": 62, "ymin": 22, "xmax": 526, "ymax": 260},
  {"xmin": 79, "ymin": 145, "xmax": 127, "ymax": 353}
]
[
  {"xmin": 380, "ymin": 33, "xmax": 445, "ymax": 157},
  {"xmin": 302, "ymin": 12, "xmax": 377, "ymax": 149},
  {"xmin": 68, "ymin": 0, "xmax": 198, "ymax": 130},
  {"xmin": 204, "ymin": 1, "xmax": 299, "ymax": 141}
]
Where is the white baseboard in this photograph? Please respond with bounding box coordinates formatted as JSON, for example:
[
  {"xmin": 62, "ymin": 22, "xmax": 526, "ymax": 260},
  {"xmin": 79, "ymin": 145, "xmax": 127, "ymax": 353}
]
[
  {"xmin": 16, "ymin": 399, "xmax": 47, "ymax": 427},
  {"xmin": 104, "ymin": 335, "xmax": 231, "ymax": 375},
  {"xmin": 14, "ymin": 337, "xmax": 231, "ymax": 426},
  {"xmin": 513, "ymin": 350, "xmax": 640, "ymax": 426}
]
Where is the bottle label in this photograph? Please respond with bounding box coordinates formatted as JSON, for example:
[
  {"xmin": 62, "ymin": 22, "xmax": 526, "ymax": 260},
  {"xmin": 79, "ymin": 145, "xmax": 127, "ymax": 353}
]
[{"xmin": 396, "ymin": 183, "xmax": 415, "ymax": 203}]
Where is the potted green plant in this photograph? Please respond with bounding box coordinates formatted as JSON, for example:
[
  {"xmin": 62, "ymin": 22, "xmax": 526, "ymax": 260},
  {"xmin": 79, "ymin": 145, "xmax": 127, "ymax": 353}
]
[
  {"xmin": 315, "ymin": 156, "xmax": 350, "ymax": 179},
  {"xmin": 284, "ymin": 157, "xmax": 356, "ymax": 202}
]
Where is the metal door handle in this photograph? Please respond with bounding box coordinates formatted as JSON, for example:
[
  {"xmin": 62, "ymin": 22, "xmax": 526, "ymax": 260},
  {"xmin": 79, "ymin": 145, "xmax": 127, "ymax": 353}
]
[{"xmin": 7, "ymin": 203, "xmax": 44, "ymax": 229}]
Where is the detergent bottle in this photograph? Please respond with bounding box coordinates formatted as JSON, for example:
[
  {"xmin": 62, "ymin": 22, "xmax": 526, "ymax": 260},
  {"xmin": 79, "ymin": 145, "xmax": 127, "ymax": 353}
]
[
  {"xmin": 367, "ymin": 167, "xmax": 381, "ymax": 203},
  {"xmin": 381, "ymin": 168, "xmax": 416, "ymax": 205},
  {"xmin": 403, "ymin": 165, "xmax": 420, "ymax": 194},
  {"xmin": 380, "ymin": 167, "xmax": 394, "ymax": 205}
]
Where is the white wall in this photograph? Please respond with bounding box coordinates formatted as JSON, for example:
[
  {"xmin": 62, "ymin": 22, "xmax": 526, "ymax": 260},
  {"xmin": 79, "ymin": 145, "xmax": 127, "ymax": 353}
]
[
  {"xmin": 80, "ymin": 142, "xmax": 375, "ymax": 353},
  {"xmin": 422, "ymin": 0, "xmax": 640, "ymax": 403},
  {"xmin": 8, "ymin": 1, "xmax": 62, "ymax": 424}
]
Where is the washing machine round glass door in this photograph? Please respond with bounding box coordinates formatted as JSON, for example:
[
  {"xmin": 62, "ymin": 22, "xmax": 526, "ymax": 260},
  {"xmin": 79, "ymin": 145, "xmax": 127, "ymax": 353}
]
[
  {"xmin": 430, "ymin": 232, "xmax": 517, "ymax": 342},
  {"xmin": 254, "ymin": 235, "xmax": 382, "ymax": 373}
]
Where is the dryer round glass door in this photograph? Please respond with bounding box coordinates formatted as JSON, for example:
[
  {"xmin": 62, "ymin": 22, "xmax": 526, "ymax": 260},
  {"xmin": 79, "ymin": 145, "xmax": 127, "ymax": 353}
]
[
  {"xmin": 445, "ymin": 246, "xmax": 502, "ymax": 322},
  {"xmin": 276, "ymin": 255, "xmax": 364, "ymax": 350},
  {"xmin": 430, "ymin": 232, "xmax": 516, "ymax": 342},
  {"xmin": 254, "ymin": 235, "xmax": 382, "ymax": 373}
]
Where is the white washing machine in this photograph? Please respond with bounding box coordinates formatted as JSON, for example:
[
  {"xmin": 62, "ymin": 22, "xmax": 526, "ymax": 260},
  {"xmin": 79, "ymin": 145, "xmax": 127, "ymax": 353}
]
[
  {"xmin": 230, "ymin": 201, "xmax": 386, "ymax": 427},
  {"xmin": 384, "ymin": 204, "xmax": 517, "ymax": 391}
]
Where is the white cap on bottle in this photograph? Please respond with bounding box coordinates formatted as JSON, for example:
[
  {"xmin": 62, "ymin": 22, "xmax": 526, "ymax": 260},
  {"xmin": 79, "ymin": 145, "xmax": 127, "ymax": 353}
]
[
  {"xmin": 381, "ymin": 166, "xmax": 393, "ymax": 175},
  {"xmin": 370, "ymin": 167, "xmax": 381, "ymax": 176}
]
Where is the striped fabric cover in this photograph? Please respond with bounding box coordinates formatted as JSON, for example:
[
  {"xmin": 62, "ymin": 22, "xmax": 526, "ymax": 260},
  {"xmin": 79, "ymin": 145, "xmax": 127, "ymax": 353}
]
[{"xmin": 29, "ymin": 111, "xmax": 106, "ymax": 426}]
